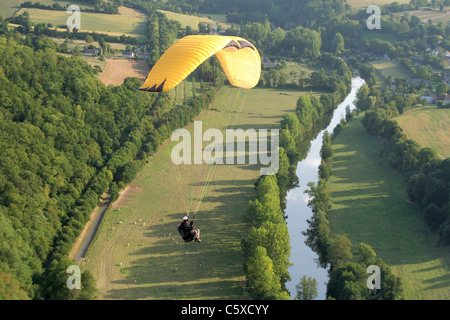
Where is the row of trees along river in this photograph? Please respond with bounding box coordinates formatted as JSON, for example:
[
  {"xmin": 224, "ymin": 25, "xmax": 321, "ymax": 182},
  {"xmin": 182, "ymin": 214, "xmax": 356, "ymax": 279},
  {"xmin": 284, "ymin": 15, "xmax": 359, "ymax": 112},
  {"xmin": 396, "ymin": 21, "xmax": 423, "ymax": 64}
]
[{"xmin": 285, "ymin": 77, "xmax": 365, "ymax": 299}]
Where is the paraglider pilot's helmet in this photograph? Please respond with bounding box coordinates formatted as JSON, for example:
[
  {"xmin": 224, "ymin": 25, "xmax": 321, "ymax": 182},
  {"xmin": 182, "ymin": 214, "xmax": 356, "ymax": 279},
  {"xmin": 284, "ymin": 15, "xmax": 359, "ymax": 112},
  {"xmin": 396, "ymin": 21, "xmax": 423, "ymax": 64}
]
[{"xmin": 183, "ymin": 216, "xmax": 189, "ymax": 221}]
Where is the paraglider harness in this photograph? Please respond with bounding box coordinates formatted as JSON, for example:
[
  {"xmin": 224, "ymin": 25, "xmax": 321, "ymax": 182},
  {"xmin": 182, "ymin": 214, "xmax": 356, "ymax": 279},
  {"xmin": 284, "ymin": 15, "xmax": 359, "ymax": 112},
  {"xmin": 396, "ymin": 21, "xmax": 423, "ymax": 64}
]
[{"xmin": 177, "ymin": 218, "xmax": 197, "ymax": 242}]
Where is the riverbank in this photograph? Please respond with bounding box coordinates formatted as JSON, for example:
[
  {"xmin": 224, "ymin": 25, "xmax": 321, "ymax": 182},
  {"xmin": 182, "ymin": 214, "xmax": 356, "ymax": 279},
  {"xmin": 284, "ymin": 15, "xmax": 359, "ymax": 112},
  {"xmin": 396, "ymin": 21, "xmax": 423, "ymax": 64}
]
[{"xmin": 284, "ymin": 77, "xmax": 365, "ymax": 299}]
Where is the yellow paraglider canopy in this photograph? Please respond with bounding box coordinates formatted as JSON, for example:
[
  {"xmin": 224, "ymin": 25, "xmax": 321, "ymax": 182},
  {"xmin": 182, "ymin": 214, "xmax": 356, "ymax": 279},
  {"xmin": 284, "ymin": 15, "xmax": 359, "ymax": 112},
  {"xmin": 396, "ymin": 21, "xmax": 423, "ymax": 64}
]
[{"xmin": 139, "ymin": 35, "xmax": 261, "ymax": 92}]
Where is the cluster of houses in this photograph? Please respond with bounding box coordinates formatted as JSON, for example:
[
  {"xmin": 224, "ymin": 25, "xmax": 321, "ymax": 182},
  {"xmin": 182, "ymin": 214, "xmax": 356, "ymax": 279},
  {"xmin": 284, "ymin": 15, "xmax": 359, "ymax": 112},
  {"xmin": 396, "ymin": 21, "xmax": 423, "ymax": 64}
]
[
  {"xmin": 387, "ymin": 72, "xmax": 450, "ymax": 105},
  {"xmin": 262, "ymin": 57, "xmax": 279, "ymax": 68},
  {"xmin": 420, "ymin": 74, "xmax": 450, "ymax": 104},
  {"xmin": 80, "ymin": 47, "xmax": 101, "ymax": 56},
  {"xmin": 119, "ymin": 45, "xmax": 150, "ymax": 60},
  {"xmin": 421, "ymin": 93, "xmax": 450, "ymax": 104},
  {"xmin": 80, "ymin": 44, "xmax": 150, "ymax": 60}
]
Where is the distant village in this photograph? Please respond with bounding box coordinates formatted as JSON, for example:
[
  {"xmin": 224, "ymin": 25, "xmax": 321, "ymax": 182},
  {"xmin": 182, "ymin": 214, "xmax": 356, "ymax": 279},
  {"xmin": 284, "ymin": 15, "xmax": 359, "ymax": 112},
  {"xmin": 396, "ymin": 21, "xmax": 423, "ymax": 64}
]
[{"xmin": 362, "ymin": 44, "xmax": 450, "ymax": 107}]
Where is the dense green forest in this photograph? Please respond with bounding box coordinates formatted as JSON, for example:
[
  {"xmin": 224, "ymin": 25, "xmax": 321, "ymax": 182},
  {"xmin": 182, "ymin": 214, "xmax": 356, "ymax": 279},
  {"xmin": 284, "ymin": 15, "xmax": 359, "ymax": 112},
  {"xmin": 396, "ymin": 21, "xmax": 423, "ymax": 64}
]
[{"xmin": 0, "ymin": 24, "xmax": 224, "ymax": 298}]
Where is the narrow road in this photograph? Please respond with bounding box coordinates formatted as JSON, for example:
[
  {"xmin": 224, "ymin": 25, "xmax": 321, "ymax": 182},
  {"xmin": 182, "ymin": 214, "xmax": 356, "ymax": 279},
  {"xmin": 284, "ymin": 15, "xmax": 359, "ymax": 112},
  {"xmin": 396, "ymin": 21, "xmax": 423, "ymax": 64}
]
[{"xmin": 74, "ymin": 195, "xmax": 111, "ymax": 264}]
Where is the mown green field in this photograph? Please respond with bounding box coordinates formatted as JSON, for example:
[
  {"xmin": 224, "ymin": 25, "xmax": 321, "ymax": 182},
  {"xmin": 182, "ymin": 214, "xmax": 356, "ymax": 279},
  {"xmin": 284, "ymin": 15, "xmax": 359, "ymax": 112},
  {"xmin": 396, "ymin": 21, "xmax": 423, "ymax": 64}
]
[
  {"xmin": 370, "ymin": 60, "xmax": 411, "ymax": 79},
  {"xmin": 362, "ymin": 31, "xmax": 396, "ymax": 44},
  {"xmin": 347, "ymin": 0, "xmax": 410, "ymax": 10},
  {"xmin": 327, "ymin": 113, "xmax": 450, "ymax": 300},
  {"xmin": 15, "ymin": 7, "xmax": 147, "ymax": 37},
  {"xmin": 158, "ymin": 9, "xmax": 236, "ymax": 30},
  {"xmin": 369, "ymin": 60, "xmax": 411, "ymax": 88},
  {"xmin": 0, "ymin": 0, "xmax": 22, "ymax": 18},
  {"xmin": 395, "ymin": 105, "xmax": 450, "ymax": 159},
  {"xmin": 158, "ymin": 9, "xmax": 215, "ymax": 30},
  {"xmin": 0, "ymin": 0, "xmax": 95, "ymax": 18},
  {"xmin": 80, "ymin": 85, "xmax": 310, "ymax": 299}
]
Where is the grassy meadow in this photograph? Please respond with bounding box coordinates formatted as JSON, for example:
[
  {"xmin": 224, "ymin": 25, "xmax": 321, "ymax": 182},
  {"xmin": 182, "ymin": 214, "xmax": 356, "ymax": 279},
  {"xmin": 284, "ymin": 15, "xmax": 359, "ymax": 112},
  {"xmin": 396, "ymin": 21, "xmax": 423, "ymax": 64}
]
[
  {"xmin": 158, "ymin": 9, "xmax": 215, "ymax": 29},
  {"xmin": 362, "ymin": 31, "xmax": 396, "ymax": 44},
  {"xmin": 369, "ymin": 60, "xmax": 411, "ymax": 79},
  {"xmin": 199, "ymin": 13, "xmax": 240, "ymax": 30},
  {"xmin": 395, "ymin": 105, "xmax": 450, "ymax": 159},
  {"xmin": 280, "ymin": 61, "xmax": 316, "ymax": 84},
  {"xmin": 0, "ymin": 0, "xmax": 95, "ymax": 18},
  {"xmin": 158, "ymin": 9, "xmax": 236, "ymax": 31},
  {"xmin": 327, "ymin": 113, "xmax": 450, "ymax": 300},
  {"xmin": 15, "ymin": 7, "xmax": 148, "ymax": 37},
  {"xmin": 80, "ymin": 84, "xmax": 310, "ymax": 299},
  {"xmin": 346, "ymin": 0, "xmax": 410, "ymax": 10},
  {"xmin": 0, "ymin": 0, "xmax": 23, "ymax": 18},
  {"xmin": 369, "ymin": 60, "xmax": 411, "ymax": 88}
]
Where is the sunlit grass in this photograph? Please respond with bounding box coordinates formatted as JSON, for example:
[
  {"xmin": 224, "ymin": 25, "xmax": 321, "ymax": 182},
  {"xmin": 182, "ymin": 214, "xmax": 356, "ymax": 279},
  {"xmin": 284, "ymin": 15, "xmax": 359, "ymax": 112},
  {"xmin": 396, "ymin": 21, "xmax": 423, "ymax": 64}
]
[
  {"xmin": 82, "ymin": 85, "xmax": 310, "ymax": 299},
  {"xmin": 328, "ymin": 113, "xmax": 450, "ymax": 299}
]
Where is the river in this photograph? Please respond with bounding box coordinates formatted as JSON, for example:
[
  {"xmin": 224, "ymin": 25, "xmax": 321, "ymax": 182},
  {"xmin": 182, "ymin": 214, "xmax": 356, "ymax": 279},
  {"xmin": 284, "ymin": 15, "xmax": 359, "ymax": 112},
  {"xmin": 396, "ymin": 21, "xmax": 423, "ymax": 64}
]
[{"xmin": 284, "ymin": 77, "xmax": 365, "ymax": 299}]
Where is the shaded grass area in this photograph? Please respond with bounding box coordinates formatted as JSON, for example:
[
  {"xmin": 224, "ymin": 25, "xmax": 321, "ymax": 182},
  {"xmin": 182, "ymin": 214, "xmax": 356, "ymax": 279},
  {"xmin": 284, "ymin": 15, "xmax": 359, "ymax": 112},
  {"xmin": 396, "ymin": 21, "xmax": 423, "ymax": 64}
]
[
  {"xmin": 362, "ymin": 31, "xmax": 396, "ymax": 44},
  {"xmin": 395, "ymin": 105, "xmax": 450, "ymax": 159},
  {"xmin": 81, "ymin": 85, "xmax": 306, "ymax": 299},
  {"xmin": 328, "ymin": 113, "xmax": 450, "ymax": 300}
]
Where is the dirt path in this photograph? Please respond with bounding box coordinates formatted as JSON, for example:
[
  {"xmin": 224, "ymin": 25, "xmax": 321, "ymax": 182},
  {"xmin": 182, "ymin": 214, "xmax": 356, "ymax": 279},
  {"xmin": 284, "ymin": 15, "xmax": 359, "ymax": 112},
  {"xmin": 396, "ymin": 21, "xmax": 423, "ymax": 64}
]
[{"xmin": 70, "ymin": 194, "xmax": 112, "ymax": 264}]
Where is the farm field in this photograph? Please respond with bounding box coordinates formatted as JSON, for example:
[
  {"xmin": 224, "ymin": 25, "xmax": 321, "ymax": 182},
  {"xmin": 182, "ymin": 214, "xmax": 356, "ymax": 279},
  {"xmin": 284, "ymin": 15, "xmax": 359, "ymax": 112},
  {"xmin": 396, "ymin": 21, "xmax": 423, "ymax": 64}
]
[
  {"xmin": 347, "ymin": 0, "xmax": 410, "ymax": 10},
  {"xmin": 157, "ymin": 9, "xmax": 235, "ymax": 30},
  {"xmin": 327, "ymin": 113, "xmax": 450, "ymax": 299},
  {"xmin": 14, "ymin": 7, "xmax": 147, "ymax": 37},
  {"xmin": 98, "ymin": 59, "xmax": 150, "ymax": 86},
  {"xmin": 158, "ymin": 9, "xmax": 214, "ymax": 29},
  {"xmin": 0, "ymin": 0, "xmax": 23, "ymax": 18},
  {"xmin": 0, "ymin": 0, "xmax": 94, "ymax": 18},
  {"xmin": 396, "ymin": 7, "xmax": 450, "ymax": 25},
  {"xmin": 80, "ymin": 85, "xmax": 310, "ymax": 299},
  {"xmin": 395, "ymin": 105, "xmax": 450, "ymax": 159}
]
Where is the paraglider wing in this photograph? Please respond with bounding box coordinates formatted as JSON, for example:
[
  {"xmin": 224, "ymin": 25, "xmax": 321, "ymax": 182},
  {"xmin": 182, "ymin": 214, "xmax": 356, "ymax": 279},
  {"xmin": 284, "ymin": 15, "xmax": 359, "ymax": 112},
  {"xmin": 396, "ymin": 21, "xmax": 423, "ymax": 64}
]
[{"xmin": 139, "ymin": 35, "xmax": 261, "ymax": 92}]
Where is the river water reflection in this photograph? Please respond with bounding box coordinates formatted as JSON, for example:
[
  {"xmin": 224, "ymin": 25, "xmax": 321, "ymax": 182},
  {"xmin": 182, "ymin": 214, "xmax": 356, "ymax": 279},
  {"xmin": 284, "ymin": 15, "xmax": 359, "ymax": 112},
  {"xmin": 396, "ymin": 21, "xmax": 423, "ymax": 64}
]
[{"xmin": 285, "ymin": 77, "xmax": 365, "ymax": 299}]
